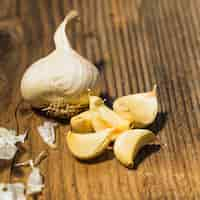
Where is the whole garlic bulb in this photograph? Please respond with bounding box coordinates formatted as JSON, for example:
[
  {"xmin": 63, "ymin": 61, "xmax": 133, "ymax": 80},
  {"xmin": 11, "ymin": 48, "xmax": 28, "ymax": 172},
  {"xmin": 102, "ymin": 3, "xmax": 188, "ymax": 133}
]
[{"xmin": 21, "ymin": 10, "xmax": 101, "ymax": 118}]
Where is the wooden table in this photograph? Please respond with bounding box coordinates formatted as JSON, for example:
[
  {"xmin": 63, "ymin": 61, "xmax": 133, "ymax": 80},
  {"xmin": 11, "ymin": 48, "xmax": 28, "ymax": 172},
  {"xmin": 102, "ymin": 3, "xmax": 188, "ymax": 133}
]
[{"xmin": 0, "ymin": 0, "xmax": 199, "ymax": 199}]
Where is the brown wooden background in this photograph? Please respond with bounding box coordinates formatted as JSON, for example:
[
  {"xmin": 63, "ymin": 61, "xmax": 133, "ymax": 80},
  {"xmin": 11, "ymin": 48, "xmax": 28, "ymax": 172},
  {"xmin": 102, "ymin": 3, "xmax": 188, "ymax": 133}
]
[{"xmin": 0, "ymin": 0, "xmax": 200, "ymax": 199}]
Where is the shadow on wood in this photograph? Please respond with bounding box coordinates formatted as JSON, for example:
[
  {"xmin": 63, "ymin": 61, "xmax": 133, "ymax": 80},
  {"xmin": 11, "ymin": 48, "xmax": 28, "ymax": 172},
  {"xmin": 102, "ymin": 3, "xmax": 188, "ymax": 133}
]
[
  {"xmin": 0, "ymin": 31, "xmax": 13, "ymax": 57},
  {"xmin": 11, "ymin": 166, "xmax": 25, "ymax": 178},
  {"xmin": 94, "ymin": 59, "xmax": 106, "ymax": 73},
  {"xmin": 100, "ymin": 92, "xmax": 116, "ymax": 109},
  {"xmin": 0, "ymin": 160, "xmax": 12, "ymax": 172},
  {"xmin": 133, "ymin": 144, "xmax": 160, "ymax": 170},
  {"xmin": 17, "ymin": 101, "xmax": 33, "ymax": 117},
  {"xmin": 148, "ymin": 112, "xmax": 168, "ymax": 135},
  {"xmin": 32, "ymin": 108, "xmax": 70, "ymax": 125},
  {"xmin": 11, "ymin": 144, "xmax": 29, "ymax": 177},
  {"xmin": 78, "ymin": 149, "xmax": 115, "ymax": 165}
]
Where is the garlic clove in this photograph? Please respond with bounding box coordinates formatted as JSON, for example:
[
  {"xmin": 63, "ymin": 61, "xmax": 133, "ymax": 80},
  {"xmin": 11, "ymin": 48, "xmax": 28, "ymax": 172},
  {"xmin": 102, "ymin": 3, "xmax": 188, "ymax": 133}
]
[
  {"xmin": 70, "ymin": 111, "xmax": 94, "ymax": 133},
  {"xmin": 20, "ymin": 10, "xmax": 101, "ymax": 119},
  {"xmin": 89, "ymin": 96, "xmax": 130, "ymax": 133},
  {"xmin": 113, "ymin": 85, "xmax": 158, "ymax": 128},
  {"xmin": 113, "ymin": 129, "xmax": 156, "ymax": 168},
  {"xmin": 70, "ymin": 96, "xmax": 130, "ymax": 136},
  {"xmin": 66, "ymin": 128, "xmax": 115, "ymax": 160}
]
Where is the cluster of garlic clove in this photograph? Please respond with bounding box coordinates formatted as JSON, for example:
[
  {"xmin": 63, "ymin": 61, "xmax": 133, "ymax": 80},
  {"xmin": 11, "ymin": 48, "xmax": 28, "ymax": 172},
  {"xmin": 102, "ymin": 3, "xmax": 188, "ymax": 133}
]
[
  {"xmin": 67, "ymin": 86, "xmax": 159, "ymax": 168},
  {"xmin": 71, "ymin": 96, "xmax": 130, "ymax": 137},
  {"xmin": 71, "ymin": 86, "xmax": 157, "ymax": 132},
  {"xmin": 20, "ymin": 10, "xmax": 101, "ymax": 119}
]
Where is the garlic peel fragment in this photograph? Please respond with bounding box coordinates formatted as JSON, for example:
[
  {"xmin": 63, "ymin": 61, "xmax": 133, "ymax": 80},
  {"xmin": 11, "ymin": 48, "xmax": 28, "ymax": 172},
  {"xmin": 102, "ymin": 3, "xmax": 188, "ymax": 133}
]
[
  {"xmin": 0, "ymin": 183, "xmax": 26, "ymax": 200},
  {"xmin": 14, "ymin": 152, "xmax": 46, "ymax": 196},
  {"xmin": 114, "ymin": 129, "xmax": 156, "ymax": 168},
  {"xmin": 113, "ymin": 85, "xmax": 158, "ymax": 128},
  {"xmin": 0, "ymin": 128, "xmax": 27, "ymax": 160},
  {"xmin": 37, "ymin": 121, "xmax": 57, "ymax": 148},
  {"xmin": 27, "ymin": 162, "xmax": 44, "ymax": 195},
  {"xmin": 67, "ymin": 128, "xmax": 115, "ymax": 160}
]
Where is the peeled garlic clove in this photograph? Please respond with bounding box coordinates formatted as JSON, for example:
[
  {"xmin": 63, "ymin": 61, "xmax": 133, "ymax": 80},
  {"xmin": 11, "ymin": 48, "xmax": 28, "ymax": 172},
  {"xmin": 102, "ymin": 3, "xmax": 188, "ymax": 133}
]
[
  {"xmin": 21, "ymin": 10, "xmax": 101, "ymax": 119},
  {"xmin": 114, "ymin": 129, "xmax": 156, "ymax": 168},
  {"xmin": 89, "ymin": 96, "xmax": 130, "ymax": 133},
  {"xmin": 113, "ymin": 85, "xmax": 158, "ymax": 128},
  {"xmin": 66, "ymin": 128, "xmax": 114, "ymax": 160},
  {"xmin": 70, "ymin": 111, "xmax": 94, "ymax": 133}
]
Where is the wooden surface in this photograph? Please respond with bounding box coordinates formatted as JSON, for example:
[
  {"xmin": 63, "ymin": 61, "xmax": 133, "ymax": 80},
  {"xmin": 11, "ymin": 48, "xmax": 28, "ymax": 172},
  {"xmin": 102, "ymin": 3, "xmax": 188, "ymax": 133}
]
[{"xmin": 0, "ymin": 0, "xmax": 200, "ymax": 199}]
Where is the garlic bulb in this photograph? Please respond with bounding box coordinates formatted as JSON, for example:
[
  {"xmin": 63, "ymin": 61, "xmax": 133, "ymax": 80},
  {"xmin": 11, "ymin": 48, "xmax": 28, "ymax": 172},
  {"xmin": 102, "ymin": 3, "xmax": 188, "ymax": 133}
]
[{"xmin": 21, "ymin": 10, "xmax": 101, "ymax": 118}]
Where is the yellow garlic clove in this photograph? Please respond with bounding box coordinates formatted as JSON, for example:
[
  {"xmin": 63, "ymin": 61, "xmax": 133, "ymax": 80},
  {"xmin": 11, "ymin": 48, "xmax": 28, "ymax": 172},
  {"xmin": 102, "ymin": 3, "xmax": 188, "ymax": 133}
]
[
  {"xmin": 89, "ymin": 96, "xmax": 130, "ymax": 134},
  {"xmin": 70, "ymin": 111, "xmax": 94, "ymax": 133},
  {"xmin": 66, "ymin": 128, "xmax": 115, "ymax": 160},
  {"xmin": 114, "ymin": 129, "xmax": 156, "ymax": 168},
  {"xmin": 113, "ymin": 85, "xmax": 158, "ymax": 128}
]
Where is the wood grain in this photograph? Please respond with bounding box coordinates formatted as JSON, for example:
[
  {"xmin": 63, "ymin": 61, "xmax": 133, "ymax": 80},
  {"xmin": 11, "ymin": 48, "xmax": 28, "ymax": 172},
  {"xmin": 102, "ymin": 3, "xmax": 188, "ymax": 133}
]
[{"xmin": 0, "ymin": 0, "xmax": 199, "ymax": 199}]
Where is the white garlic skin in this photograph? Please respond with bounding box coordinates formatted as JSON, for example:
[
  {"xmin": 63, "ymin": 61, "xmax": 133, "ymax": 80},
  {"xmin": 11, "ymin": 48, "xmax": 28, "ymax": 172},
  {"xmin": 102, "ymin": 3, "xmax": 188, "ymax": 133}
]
[
  {"xmin": 27, "ymin": 167, "xmax": 44, "ymax": 195},
  {"xmin": 21, "ymin": 49, "xmax": 100, "ymax": 107},
  {"xmin": 21, "ymin": 10, "xmax": 101, "ymax": 109}
]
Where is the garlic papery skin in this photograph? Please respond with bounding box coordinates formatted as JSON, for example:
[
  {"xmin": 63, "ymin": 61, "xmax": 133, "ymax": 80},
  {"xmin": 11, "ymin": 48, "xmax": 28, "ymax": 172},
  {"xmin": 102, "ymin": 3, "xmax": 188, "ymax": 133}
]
[
  {"xmin": 0, "ymin": 128, "xmax": 27, "ymax": 160},
  {"xmin": 37, "ymin": 121, "xmax": 57, "ymax": 148},
  {"xmin": 0, "ymin": 183, "xmax": 26, "ymax": 200},
  {"xmin": 113, "ymin": 85, "xmax": 158, "ymax": 128},
  {"xmin": 15, "ymin": 152, "xmax": 46, "ymax": 196},
  {"xmin": 20, "ymin": 10, "xmax": 101, "ymax": 118},
  {"xmin": 27, "ymin": 166, "xmax": 44, "ymax": 195}
]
